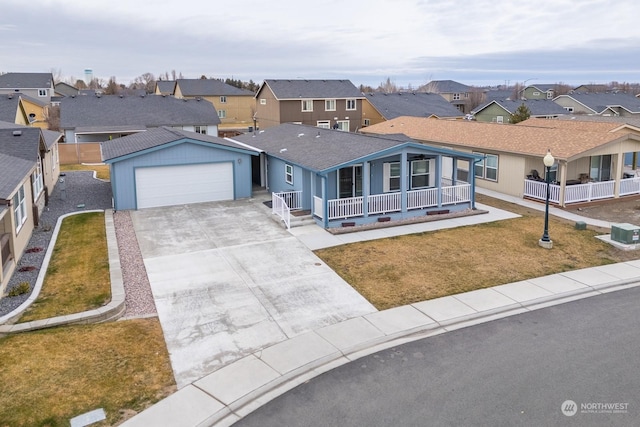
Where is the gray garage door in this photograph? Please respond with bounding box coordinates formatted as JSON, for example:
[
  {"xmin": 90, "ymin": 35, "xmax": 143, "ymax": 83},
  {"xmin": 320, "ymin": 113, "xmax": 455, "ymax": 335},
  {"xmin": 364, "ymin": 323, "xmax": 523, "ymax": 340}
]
[{"xmin": 135, "ymin": 163, "xmax": 234, "ymax": 209}]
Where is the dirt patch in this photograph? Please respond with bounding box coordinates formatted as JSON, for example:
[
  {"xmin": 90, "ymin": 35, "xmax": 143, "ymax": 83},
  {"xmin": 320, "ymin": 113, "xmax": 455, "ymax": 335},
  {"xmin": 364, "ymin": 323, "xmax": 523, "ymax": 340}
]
[{"xmin": 564, "ymin": 195, "xmax": 640, "ymax": 226}]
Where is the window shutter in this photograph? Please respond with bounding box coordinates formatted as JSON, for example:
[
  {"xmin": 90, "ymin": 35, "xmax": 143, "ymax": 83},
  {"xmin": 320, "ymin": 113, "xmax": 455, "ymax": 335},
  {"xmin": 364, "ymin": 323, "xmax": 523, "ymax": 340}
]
[
  {"xmin": 383, "ymin": 163, "xmax": 391, "ymax": 193},
  {"xmin": 429, "ymin": 159, "xmax": 436, "ymax": 187}
]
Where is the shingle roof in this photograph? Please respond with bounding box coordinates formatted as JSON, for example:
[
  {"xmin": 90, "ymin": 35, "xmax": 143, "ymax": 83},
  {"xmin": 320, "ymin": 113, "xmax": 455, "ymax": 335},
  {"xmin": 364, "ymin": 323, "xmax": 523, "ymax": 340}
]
[
  {"xmin": 0, "ymin": 127, "xmax": 40, "ymax": 199},
  {"xmin": 0, "ymin": 94, "xmax": 21, "ymax": 122},
  {"xmin": 555, "ymin": 92, "xmax": 640, "ymax": 114},
  {"xmin": 527, "ymin": 84, "xmax": 556, "ymax": 92},
  {"xmin": 261, "ymin": 79, "xmax": 363, "ymax": 100},
  {"xmin": 101, "ymin": 126, "xmax": 255, "ymax": 161},
  {"xmin": 361, "ymin": 116, "xmax": 640, "ymax": 162},
  {"xmin": 156, "ymin": 80, "xmax": 176, "ymax": 94},
  {"xmin": 176, "ymin": 79, "xmax": 254, "ymax": 97},
  {"xmin": 473, "ymin": 99, "xmax": 567, "ymax": 116},
  {"xmin": 483, "ymin": 90, "xmax": 513, "ymax": 101},
  {"xmin": 0, "ymin": 72, "xmax": 53, "ymax": 89},
  {"xmin": 365, "ymin": 92, "xmax": 463, "ymax": 119},
  {"xmin": 60, "ymin": 94, "xmax": 221, "ymax": 130},
  {"xmin": 424, "ymin": 80, "xmax": 471, "ymax": 94},
  {"xmin": 232, "ymin": 123, "xmax": 413, "ymax": 172}
]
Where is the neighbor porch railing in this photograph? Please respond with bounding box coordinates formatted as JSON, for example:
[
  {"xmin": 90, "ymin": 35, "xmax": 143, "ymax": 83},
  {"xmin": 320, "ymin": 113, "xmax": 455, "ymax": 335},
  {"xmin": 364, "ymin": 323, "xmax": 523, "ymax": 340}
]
[
  {"xmin": 314, "ymin": 183, "xmax": 472, "ymax": 221},
  {"xmin": 274, "ymin": 190, "xmax": 303, "ymax": 210},
  {"xmin": 524, "ymin": 178, "xmax": 640, "ymax": 204}
]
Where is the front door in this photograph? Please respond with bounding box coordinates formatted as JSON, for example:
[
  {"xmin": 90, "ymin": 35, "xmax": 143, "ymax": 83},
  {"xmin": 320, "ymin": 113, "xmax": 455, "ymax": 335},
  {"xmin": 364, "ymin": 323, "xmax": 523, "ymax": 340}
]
[{"xmin": 338, "ymin": 165, "xmax": 363, "ymax": 198}]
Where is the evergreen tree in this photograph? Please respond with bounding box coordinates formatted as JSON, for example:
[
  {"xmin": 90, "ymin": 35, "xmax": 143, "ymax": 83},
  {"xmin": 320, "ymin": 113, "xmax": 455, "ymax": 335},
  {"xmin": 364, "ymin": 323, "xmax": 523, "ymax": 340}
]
[{"xmin": 511, "ymin": 103, "xmax": 531, "ymax": 124}]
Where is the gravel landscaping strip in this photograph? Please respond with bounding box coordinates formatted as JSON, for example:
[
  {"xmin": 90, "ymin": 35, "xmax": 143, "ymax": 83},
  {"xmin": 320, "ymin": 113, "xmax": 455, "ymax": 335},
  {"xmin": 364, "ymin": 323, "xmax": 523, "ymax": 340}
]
[{"xmin": 0, "ymin": 169, "xmax": 158, "ymax": 320}]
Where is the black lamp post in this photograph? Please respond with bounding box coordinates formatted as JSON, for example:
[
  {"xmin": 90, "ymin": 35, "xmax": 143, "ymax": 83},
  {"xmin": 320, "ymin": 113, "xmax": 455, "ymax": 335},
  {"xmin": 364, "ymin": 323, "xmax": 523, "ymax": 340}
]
[{"xmin": 539, "ymin": 149, "xmax": 554, "ymax": 249}]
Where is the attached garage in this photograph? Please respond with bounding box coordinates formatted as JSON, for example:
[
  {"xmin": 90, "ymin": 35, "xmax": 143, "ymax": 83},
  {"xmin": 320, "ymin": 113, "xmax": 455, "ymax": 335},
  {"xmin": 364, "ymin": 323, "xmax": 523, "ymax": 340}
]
[
  {"xmin": 135, "ymin": 162, "xmax": 234, "ymax": 209},
  {"xmin": 102, "ymin": 127, "xmax": 259, "ymax": 210}
]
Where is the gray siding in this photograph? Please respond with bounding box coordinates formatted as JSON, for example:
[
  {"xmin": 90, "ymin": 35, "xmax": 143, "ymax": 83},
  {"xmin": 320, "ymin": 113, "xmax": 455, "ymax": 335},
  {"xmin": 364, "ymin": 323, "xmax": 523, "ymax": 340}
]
[{"xmin": 111, "ymin": 142, "xmax": 253, "ymax": 210}]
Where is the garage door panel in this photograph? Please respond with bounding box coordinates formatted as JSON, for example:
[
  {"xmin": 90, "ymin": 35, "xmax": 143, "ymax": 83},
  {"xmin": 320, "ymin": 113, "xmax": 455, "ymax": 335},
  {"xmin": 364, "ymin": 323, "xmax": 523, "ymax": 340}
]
[{"xmin": 136, "ymin": 163, "xmax": 234, "ymax": 209}]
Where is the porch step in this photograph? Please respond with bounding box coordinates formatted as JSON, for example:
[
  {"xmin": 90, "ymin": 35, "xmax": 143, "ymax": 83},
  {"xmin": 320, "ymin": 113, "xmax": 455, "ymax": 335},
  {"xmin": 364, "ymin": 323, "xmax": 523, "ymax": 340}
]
[{"xmin": 289, "ymin": 214, "xmax": 316, "ymax": 227}]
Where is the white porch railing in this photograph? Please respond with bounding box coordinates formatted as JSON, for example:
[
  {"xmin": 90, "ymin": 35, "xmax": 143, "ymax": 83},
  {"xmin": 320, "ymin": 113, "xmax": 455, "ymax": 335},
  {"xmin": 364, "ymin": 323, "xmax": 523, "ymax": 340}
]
[
  {"xmin": 442, "ymin": 184, "xmax": 471, "ymax": 205},
  {"xmin": 313, "ymin": 196, "xmax": 323, "ymax": 219},
  {"xmin": 407, "ymin": 188, "xmax": 438, "ymax": 210},
  {"xmin": 523, "ymin": 180, "xmax": 560, "ymax": 203},
  {"xmin": 565, "ymin": 181, "xmax": 614, "ymax": 203},
  {"xmin": 368, "ymin": 193, "xmax": 401, "ymax": 215},
  {"xmin": 328, "ymin": 196, "xmax": 364, "ymax": 219},
  {"xmin": 620, "ymin": 177, "xmax": 640, "ymax": 196},
  {"xmin": 272, "ymin": 192, "xmax": 291, "ymax": 229},
  {"xmin": 274, "ymin": 190, "xmax": 303, "ymax": 210}
]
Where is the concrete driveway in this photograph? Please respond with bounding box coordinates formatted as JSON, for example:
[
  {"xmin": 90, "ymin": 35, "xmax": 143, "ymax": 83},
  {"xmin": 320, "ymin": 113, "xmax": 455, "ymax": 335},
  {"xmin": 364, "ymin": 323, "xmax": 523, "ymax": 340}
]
[{"xmin": 130, "ymin": 198, "xmax": 376, "ymax": 388}]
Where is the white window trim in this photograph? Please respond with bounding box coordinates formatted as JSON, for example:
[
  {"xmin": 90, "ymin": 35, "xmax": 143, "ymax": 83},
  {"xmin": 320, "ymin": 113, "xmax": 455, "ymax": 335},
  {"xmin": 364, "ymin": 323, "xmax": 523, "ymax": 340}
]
[
  {"xmin": 317, "ymin": 120, "xmax": 331, "ymax": 129},
  {"xmin": 285, "ymin": 164, "xmax": 294, "ymax": 185},
  {"xmin": 217, "ymin": 110, "xmax": 226, "ymax": 119},
  {"xmin": 336, "ymin": 120, "xmax": 349, "ymax": 132},
  {"xmin": 363, "ymin": 118, "xmax": 370, "ymax": 127},
  {"xmin": 38, "ymin": 89, "xmax": 47, "ymax": 97},
  {"xmin": 13, "ymin": 185, "xmax": 27, "ymax": 232},
  {"xmin": 453, "ymin": 93, "xmax": 461, "ymax": 100},
  {"xmin": 325, "ymin": 99, "xmax": 336, "ymax": 111},
  {"xmin": 194, "ymin": 125, "xmax": 207, "ymax": 134},
  {"xmin": 410, "ymin": 159, "xmax": 434, "ymax": 189},
  {"xmin": 220, "ymin": 96, "xmax": 227, "ymax": 103},
  {"xmin": 301, "ymin": 99, "xmax": 313, "ymax": 112},
  {"xmin": 260, "ymin": 98, "xmax": 266, "ymax": 105},
  {"xmin": 474, "ymin": 152, "xmax": 499, "ymax": 182},
  {"xmin": 346, "ymin": 99, "xmax": 356, "ymax": 111},
  {"xmin": 32, "ymin": 156, "xmax": 44, "ymax": 198}
]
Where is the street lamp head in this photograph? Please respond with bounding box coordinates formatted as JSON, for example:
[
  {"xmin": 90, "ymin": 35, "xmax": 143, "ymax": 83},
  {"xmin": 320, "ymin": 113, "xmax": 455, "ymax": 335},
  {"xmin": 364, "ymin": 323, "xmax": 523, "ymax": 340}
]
[{"xmin": 543, "ymin": 149, "xmax": 554, "ymax": 167}]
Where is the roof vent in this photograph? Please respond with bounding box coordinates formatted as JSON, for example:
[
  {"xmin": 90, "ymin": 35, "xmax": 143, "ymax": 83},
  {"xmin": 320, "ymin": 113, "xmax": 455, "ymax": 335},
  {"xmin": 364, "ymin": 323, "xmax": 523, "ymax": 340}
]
[
  {"xmin": 119, "ymin": 94, "xmax": 124, "ymax": 98},
  {"xmin": 297, "ymin": 133, "xmax": 304, "ymax": 137},
  {"xmin": 280, "ymin": 148, "xmax": 287, "ymax": 153},
  {"xmin": 140, "ymin": 94, "xmax": 145, "ymax": 98},
  {"xmin": 13, "ymin": 130, "xmax": 22, "ymax": 136}
]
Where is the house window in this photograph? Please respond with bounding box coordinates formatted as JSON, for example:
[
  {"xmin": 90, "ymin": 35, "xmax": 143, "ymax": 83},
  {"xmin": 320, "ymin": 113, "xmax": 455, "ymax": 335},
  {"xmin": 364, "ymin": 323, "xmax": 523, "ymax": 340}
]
[
  {"xmin": 217, "ymin": 110, "xmax": 226, "ymax": 119},
  {"xmin": 411, "ymin": 160, "xmax": 431, "ymax": 189},
  {"xmin": 301, "ymin": 100, "xmax": 313, "ymax": 112},
  {"xmin": 474, "ymin": 152, "xmax": 498, "ymax": 181},
  {"xmin": 496, "ymin": 116, "xmax": 504, "ymax": 123},
  {"xmin": 383, "ymin": 162, "xmax": 401, "ymax": 192},
  {"xmin": 564, "ymin": 107, "xmax": 574, "ymax": 113},
  {"xmin": 452, "ymin": 93, "xmax": 461, "ymax": 100},
  {"xmin": 363, "ymin": 118, "xmax": 370, "ymax": 127},
  {"xmin": 346, "ymin": 99, "xmax": 356, "ymax": 110},
  {"xmin": 336, "ymin": 120, "xmax": 349, "ymax": 132},
  {"xmin": 533, "ymin": 91, "xmax": 540, "ymax": 96},
  {"xmin": 32, "ymin": 157, "xmax": 44, "ymax": 198},
  {"xmin": 38, "ymin": 89, "xmax": 47, "ymax": 97},
  {"xmin": 194, "ymin": 125, "xmax": 207, "ymax": 134},
  {"xmin": 325, "ymin": 99, "xmax": 336, "ymax": 111},
  {"xmin": 317, "ymin": 120, "xmax": 331, "ymax": 129},
  {"xmin": 220, "ymin": 96, "xmax": 227, "ymax": 103},
  {"xmin": 13, "ymin": 185, "xmax": 27, "ymax": 232},
  {"xmin": 260, "ymin": 98, "xmax": 266, "ymax": 105},
  {"xmin": 285, "ymin": 164, "xmax": 294, "ymax": 185},
  {"xmin": 547, "ymin": 92, "xmax": 553, "ymax": 99}
]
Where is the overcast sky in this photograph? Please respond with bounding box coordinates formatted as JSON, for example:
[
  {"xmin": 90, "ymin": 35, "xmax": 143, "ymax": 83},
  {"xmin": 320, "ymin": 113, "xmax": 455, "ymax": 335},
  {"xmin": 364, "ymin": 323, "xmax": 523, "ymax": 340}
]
[{"xmin": 2, "ymin": 0, "xmax": 639, "ymax": 88}]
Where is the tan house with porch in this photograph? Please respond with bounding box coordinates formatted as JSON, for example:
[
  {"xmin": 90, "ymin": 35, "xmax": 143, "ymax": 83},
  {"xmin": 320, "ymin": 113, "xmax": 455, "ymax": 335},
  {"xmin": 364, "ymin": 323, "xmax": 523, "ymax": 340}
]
[{"xmin": 362, "ymin": 117, "xmax": 640, "ymax": 207}]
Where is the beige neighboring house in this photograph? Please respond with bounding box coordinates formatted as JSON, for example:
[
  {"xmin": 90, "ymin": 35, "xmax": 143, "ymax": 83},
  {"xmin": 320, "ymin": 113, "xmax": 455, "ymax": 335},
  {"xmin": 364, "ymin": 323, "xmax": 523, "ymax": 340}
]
[
  {"xmin": 173, "ymin": 79, "xmax": 255, "ymax": 136},
  {"xmin": 362, "ymin": 116, "xmax": 640, "ymax": 207},
  {"xmin": 0, "ymin": 123, "xmax": 61, "ymax": 294}
]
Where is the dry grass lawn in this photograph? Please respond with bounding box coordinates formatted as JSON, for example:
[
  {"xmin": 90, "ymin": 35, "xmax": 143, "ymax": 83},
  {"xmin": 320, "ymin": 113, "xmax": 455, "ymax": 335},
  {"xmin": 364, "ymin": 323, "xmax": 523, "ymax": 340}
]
[
  {"xmin": 60, "ymin": 164, "xmax": 110, "ymax": 181},
  {"xmin": 0, "ymin": 319, "xmax": 175, "ymax": 426},
  {"xmin": 19, "ymin": 212, "xmax": 110, "ymax": 322},
  {"xmin": 316, "ymin": 195, "xmax": 640, "ymax": 310}
]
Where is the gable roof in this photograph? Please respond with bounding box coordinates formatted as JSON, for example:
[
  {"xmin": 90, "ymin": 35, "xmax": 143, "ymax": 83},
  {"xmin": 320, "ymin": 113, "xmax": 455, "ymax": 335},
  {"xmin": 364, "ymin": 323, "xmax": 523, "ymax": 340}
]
[
  {"xmin": 54, "ymin": 82, "xmax": 79, "ymax": 97},
  {"xmin": 0, "ymin": 126, "xmax": 41, "ymax": 199},
  {"xmin": 473, "ymin": 99, "xmax": 567, "ymax": 116},
  {"xmin": 361, "ymin": 116, "xmax": 640, "ymax": 162},
  {"xmin": 554, "ymin": 92, "xmax": 640, "ymax": 114},
  {"xmin": 526, "ymin": 84, "xmax": 556, "ymax": 92},
  {"xmin": 101, "ymin": 126, "xmax": 256, "ymax": 162},
  {"xmin": 0, "ymin": 94, "xmax": 24, "ymax": 123},
  {"xmin": 483, "ymin": 90, "xmax": 513, "ymax": 102},
  {"xmin": 175, "ymin": 79, "xmax": 254, "ymax": 97},
  {"xmin": 0, "ymin": 72, "xmax": 54, "ymax": 89},
  {"xmin": 155, "ymin": 80, "xmax": 176, "ymax": 95},
  {"xmin": 424, "ymin": 80, "xmax": 471, "ymax": 93},
  {"xmin": 60, "ymin": 94, "xmax": 221, "ymax": 130},
  {"xmin": 259, "ymin": 79, "xmax": 363, "ymax": 100},
  {"xmin": 365, "ymin": 92, "xmax": 464, "ymax": 119},
  {"xmin": 231, "ymin": 123, "xmax": 477, "ymax": 173}
]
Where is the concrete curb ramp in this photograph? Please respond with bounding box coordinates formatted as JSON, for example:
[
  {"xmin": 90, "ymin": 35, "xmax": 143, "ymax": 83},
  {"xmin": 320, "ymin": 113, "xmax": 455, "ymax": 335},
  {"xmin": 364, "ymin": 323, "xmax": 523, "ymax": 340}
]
[
  {"xmin": 121, "ymin": 260, "xmax": 640, "ymax": 427},
  {"xmin": 0, "ymin": 210, "xmax": 125, "ymax": 333}
]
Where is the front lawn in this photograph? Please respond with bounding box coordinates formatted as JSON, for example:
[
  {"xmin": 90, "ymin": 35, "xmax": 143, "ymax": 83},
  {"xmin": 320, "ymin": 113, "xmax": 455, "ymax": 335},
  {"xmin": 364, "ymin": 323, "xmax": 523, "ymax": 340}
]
[{"xmin": 315, "ymin": 195, "xmax": 639, "ymax": 310}]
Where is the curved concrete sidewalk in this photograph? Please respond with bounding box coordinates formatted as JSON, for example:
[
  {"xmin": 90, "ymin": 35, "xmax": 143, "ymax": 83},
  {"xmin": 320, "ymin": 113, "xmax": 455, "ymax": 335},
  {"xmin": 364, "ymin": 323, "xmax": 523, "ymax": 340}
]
[
  {"xmin": 121, "ymin": 260, "xmax": 640, "ymax": 427},
  {"xmin": 0, "ymin": 210, "xmax": 125, "ymax": 332}
]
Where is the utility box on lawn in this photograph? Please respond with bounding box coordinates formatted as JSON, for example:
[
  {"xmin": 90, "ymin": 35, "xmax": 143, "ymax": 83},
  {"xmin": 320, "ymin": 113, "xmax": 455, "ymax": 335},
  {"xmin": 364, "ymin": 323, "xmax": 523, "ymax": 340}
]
[{"xmin": 611, "ymin": 223, "xmax": 640, "ymax": 244}]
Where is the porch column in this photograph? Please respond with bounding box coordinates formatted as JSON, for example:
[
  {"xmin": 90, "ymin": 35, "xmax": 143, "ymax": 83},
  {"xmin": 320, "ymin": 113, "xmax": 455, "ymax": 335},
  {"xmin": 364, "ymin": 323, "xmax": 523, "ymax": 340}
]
[
  {"xmin": 452, "ymin": 158, "xmax": 458, "ymax": 185},
  {"xmin": 400, "ymin": 150, "xmax": 408, "ymax": 212},
  {"xmin": 310, "ymin": 173, "xmax": 316, "ymax": 212},
  {"xmin": 559, "ymin": 161, "xmax": 567, "ymax": 207},
  {"xmin": 614, "ymin": 152, "xmax": 624, "ymax": 198},
  {"xmin": 436, "ymin": 155, "xmax": 442, "ymax": 208},
  {"xmin": 321, "ymin": 175, "xmax": 329, "ymax": 229},
  {"xmin": 363, "ymin": 161, "xmax": 370, "ymax": 218}
]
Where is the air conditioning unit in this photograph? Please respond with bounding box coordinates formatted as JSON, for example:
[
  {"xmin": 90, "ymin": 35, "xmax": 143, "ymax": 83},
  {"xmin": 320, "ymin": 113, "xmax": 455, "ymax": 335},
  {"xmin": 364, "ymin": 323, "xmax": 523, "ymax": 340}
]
[{"xmin": 611, "ymin": 223, "xmax": 640, "ymax": 244}]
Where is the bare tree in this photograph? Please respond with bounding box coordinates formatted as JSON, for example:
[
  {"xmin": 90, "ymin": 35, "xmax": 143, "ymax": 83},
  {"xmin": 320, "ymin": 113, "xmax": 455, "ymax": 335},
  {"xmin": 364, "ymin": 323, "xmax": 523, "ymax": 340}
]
[
  {"xmin": 377, "ymin": 77, "xmax": 398, "ymax": 93},
  {"xmin": 553, "ymin": 82, "xmax": 572, "ymax": 96},
  {"xmin": 50, "ymin": 68, "xmax": 63, "ymax": 84},
  {"xmin": 74, "ymin": 79, "xmax": 87, "ymax": 89},
  {"xmin": 467, "ymin": 87, "xmax": 486, "ymax": 110},
  {"xmin": 511, "ymin": 82, "xmax": 524, "ymax": 100},
  {"xmin": 45, "ymin": 105, "xmax": 60, "ymax": 131},
  {"xmin": 104, "ymin": 76, "xmax": 120, "ymax": 95},
  {"xmin": 88, "ymin": 78, "xmax": 104, "ymax": 90}
]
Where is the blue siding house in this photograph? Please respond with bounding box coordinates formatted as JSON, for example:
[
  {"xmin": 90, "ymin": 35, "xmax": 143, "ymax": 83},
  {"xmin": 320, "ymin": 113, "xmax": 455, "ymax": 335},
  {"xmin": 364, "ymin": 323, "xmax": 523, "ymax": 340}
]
[
  {"xmin": 232, "ymin": 124, "xmax": 482, "ymax": 229},
  {"xmin": 102, "ymin": 127, "xmax": 258, "ymax": 210}
]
